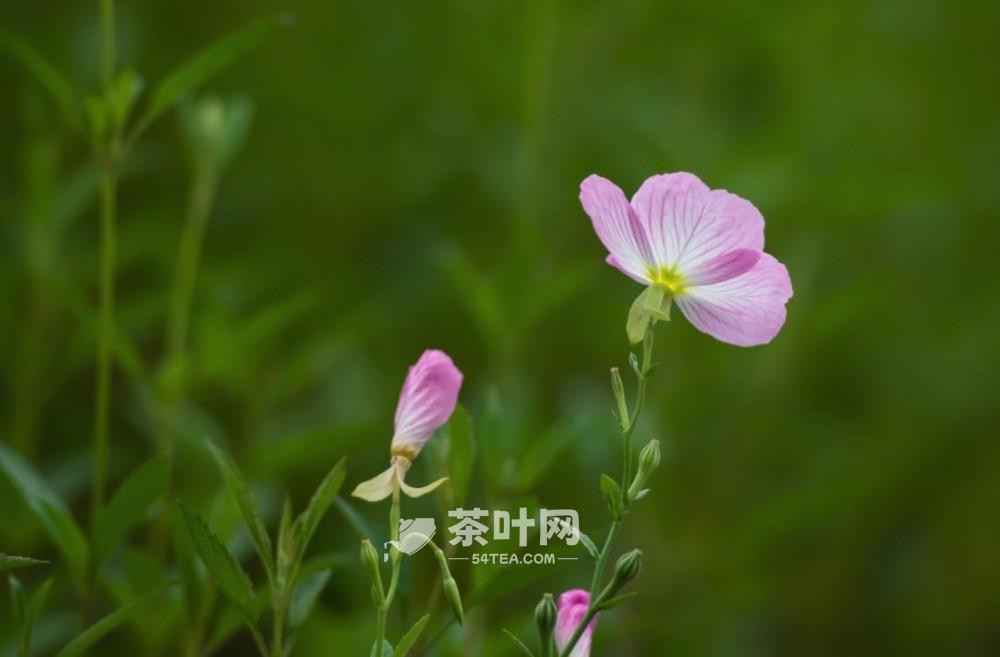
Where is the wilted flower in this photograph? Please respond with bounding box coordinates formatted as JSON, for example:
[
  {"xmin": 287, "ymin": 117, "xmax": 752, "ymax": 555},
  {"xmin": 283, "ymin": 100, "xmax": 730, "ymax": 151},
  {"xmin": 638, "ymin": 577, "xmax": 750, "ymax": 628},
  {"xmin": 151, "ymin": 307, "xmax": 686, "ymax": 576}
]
[
  {"xmin": 352, "ymin": 350, "xmax": 463, "ymax": 502},
  {"xmin": 580, "ymin": 172, "xmax": 792, "ymax": 346},
  {"xmin": 555, "ymin": 589, "xmax": 598, "ymax": 657}
]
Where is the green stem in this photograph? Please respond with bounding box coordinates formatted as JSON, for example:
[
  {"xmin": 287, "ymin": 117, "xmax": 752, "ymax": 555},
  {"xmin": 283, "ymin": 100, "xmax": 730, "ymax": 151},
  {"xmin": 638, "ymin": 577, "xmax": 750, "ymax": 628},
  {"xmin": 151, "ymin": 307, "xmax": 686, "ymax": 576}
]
[
  {"xmin": 91, "ymin": 0, "xmax": 117, "ymax": 533},
  {"xmin": 373, "ymin": 488, "xmax": 402, "ymax": 656},
  {"xmin": 560, "ymin": 326, "xmax": 656, "ymax": 657},
  {"xmin": 270, "ymin": 603, "xmax": 286, "ymax": 657}
]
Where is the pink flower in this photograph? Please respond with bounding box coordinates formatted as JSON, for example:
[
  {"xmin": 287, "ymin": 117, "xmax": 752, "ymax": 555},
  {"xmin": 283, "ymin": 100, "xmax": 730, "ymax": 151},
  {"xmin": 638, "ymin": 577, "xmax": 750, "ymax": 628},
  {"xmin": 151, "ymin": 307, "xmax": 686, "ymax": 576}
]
[
  {"xmin": 580, "ymin": 172, "xmax": 792, "ymax": 346},
  {"xmin": 555, "ymin": 589, "xmax": 597, "ymax": 657},
  {"xmin": 352, "ymin": 350, "xmax": 463, "ymax": 502}
]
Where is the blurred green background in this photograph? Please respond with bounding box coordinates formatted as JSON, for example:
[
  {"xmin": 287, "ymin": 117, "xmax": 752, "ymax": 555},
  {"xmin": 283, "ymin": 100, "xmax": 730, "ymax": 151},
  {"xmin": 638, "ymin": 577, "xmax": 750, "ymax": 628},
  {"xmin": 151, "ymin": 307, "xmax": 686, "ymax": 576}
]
[{"xmin": 1, "ymin": 0, "xmax": 999, "ymax": 655}]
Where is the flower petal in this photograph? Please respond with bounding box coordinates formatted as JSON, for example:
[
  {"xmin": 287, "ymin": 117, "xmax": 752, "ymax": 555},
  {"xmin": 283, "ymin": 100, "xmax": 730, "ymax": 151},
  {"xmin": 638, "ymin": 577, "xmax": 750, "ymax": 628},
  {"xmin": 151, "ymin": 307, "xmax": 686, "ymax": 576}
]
[
  {"xmin": 351, "ymin": 465, "xmax": 397, "ymax": 502},
  {"xmin": 676, "ymin": 252, "xmax": 792, "ymax": 346},
  {"xmin": 684, "ymin": 248, "xmax": 760, "ymax": 286},
  {"xmin": 398, "ymin": 476, "xmax": 449, "ymax": 498},
  {"xmin": 630, "ymin": 172, "xmax": 764, "ymax": 274},
  {"xmin": 555, "ymin": 589, "xmax": 597, "ymax": 657},
  {"xmin": 580, "ymin": 175, "xmax": 653, "ymax": 283},
  {"xmin": 392, "ymin": 350, "xmax": 463, "ymax": 456}
]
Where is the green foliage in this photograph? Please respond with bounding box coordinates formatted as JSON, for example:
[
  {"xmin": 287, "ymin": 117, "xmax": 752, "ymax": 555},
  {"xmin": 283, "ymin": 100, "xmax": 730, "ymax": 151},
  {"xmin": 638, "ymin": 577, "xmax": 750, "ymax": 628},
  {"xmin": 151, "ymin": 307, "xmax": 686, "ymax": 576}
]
[
  {"xmin": 447, "ymin": 405, "xmax": 475, "ymax": 506},
  {"xmin": 94, "ymin": 457, "xmax": 168, "ymax": 559},
  {"xmin": 54, "ymin": 587, "xmax": 163, "ymax": 657},
  {"xmin": 393, "ymin": 615, "xmax": 430, "ymax": 657},
  {"xmin": 0, "ymin": 24, "xmax": 79, "ymax": 127},
  {"xmin": 0, "ymin": 445, "xmax": 89, "ymax": 588},
  {"xmin": 502, "ymin": 629, "xmax": 536, "ymax": 657},
  {"xmin": 0, "ymin": 554, "xmax": 47, "ymax": 573},
  {"xmin": 292, "ymin": 457, "xmax": 347, "ymax": 566},
  {"xmin": 178, "ymin": 501, "xmax": 259, "ymax": 624}
]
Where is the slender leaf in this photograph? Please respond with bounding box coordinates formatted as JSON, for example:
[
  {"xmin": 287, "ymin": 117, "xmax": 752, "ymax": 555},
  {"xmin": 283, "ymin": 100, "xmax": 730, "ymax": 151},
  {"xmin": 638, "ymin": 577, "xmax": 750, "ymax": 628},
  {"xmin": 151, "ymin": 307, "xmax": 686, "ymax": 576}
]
[
  {"xmin": 293, "ymin": 456, "xmax": 346, "ymax": 564},
  {"xmin": 95, "ymin": 457, "xmax": 167, "ymax": 558},
  {"xmin": 502, "ymin": 629, "xmax": 536, "ymax": 657},
  {"xmin": 23, "ymin": 578, "xmax": 54, "ymax": 657},
  {"xmin": 9, "ymin": 575, "xmax": 25, "ymax": 626},
  {"xmin": 135, "ymin": 14, "xmax": 293, "ymax": 134},
  {"xmin": 0, "ymin": 24, "xmax": 79, "ymax": 127},
  {"xmin": 0, "ymin": 554, "xmax": 47, "ymax": 573},
  {"xmin": 0, "ymin": 445, "xmax": 88, "ymax": 587},
  {"xmin": 55, "ymin": 587, "xmax": 162, "ymax": 657},
  {"xmin": 206, "ymin": 439, "xmax": 274, "ymax": 580},
  {"xmin": 333, "ymin": 495, "xmax": 374, "ymax": 542},
  {"xmin": 288, "ymin": 569, "xmax": 331, "ymax": 629},
  {"xmin": 393, "ymin": 614, "xmax": 430, "ymax": 657},
  {"xmin": 448, "ymin": 405, "xmax": 474, "ymax": 506},
  {"xmin": 598, "ymin": 591, "xmax": 638, "ymax": 610},
  {"xmin": 178, "ymin": 501, "xmax": 258, "ymax": 623},
  {"xmin": 370, "ymin": 640, "xmax": 393, "ymax": 657}
]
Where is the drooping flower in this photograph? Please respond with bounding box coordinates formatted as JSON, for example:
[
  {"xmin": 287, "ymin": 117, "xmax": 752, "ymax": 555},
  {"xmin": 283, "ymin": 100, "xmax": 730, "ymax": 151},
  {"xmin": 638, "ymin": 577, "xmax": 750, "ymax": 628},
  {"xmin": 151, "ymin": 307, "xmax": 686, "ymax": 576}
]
[
  {"xmin": 352, "ymin": 350, "xmax": 463, "ymax": 502},
  {"xmin": 580, "ymin": 172, "xmax": 793, "ymax": 346},
  {"xmin": 555, "ymin": 589, "xmax": 597, "ymax": 657}
]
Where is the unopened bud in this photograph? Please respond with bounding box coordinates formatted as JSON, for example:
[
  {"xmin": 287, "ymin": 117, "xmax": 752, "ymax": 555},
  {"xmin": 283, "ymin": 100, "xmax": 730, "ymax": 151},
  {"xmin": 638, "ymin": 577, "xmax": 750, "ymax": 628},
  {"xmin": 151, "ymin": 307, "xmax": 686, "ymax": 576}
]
[
  {"xmin": 610, "ymin": 368, "xmax": 629, "ymax": 429},
  {"xmin": 535, "ymin": 593, "xmax": 556, "ymax": 638},
  {"xmin": 628, "ymin": 439, "xmax": 661, "ymax": 500},
  {"xmin": 360, "ymin": 539, "xmax": 383, "ymax": 599},
  {"xmin": 610, "ymin": 549, "xmax": 642, "ymax": 593},
  {"xmin": 431, "ymin": 542, "xmax": 464, "ymax": 625}
]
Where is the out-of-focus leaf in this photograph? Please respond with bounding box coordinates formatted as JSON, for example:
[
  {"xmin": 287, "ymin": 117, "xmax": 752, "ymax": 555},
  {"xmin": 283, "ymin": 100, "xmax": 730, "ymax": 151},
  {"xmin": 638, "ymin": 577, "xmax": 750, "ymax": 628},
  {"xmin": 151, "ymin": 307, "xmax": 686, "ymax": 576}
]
[
  {"xmin": 171, "ymin": 510, "xmax": 206, "ymax": 623},
  {"xmin": 333, "ymin": 495, "xmax": 374, "ymax": 542},
  {"xmin": 206, "ymin": 439, "xmax": 274, "ymax": 580},
  {"xmin": 370, "ymin": 639, "xmax": 393, "ymax": 657},
  {"xmin": 95, "ymin": 457, "xmax": 167, "ymax": 558},
  {"xmin": 288, "ymin": 568, "xmax": 331, "ymax": 629},
  {"xmin": 448, "ymin": 405, "xmax": 474, "ymax": 506},
  {"xmin": 23, "ymin": 578, "xmax": 54, "ymax": 656},
  {"xmin": 515, "ymin": 420, "xmax": 579, "ymax": 491},
  {"xmin": 178, "ymin": 501, "xmax": 258, "ymax": 624},
  {"xmin": 501, "ymin": 629, "xmax": 536, "ymax": 657},
  {"xmin": 0, "ymin": 554, "xmax": 47, "ymax": 573},
  {"xmin": 135, "ymin": 14, "xmax": 293, "ymax": 135},
  {"xmin": 393, "ymin": 614, "xmax": 430, "ymax": 657},
  {"xmin": 0, "ymin": 445, "xmax": 89, "ymax": 587},
  {"xmin": 0, "ymin": 24, "xmax": 79, "ymax": 127},
  {"xmin": 54, "ymin": 586, "xmax": 162, "ymax": 657},
  {"xmin": 276, "ymin": 496, "xmax": 295, "ymax": 595},
  {"xmin": 9, "ymin": 574, "xmax": 26, "ymax": 626},
  {"xmin": 293, "ymin": 457, "xmax": 346, "ymax": 564}
]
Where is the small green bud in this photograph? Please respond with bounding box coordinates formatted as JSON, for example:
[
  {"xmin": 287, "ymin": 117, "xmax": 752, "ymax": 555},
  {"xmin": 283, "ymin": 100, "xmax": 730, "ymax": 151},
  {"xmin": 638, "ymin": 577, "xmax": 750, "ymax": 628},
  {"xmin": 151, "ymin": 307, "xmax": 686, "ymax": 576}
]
[
  {"xmin": 431, "ymin": 542, "xmax": 464, "ymax": 625},
  {"xmin": 360, "ymin": 539, "xmax": 382, "ymax": 594},
  {"xmin": 535, "ymin": 593, "xmax": 556, "ymax": 637},
  {"xmin": 610, "ymin": 368, "xmax": 629, "ymax": 429},
  {"xmin": 609, "ymin": 549, "xmax": 642, "ymax": 594},
  {"xmin": 442, "ymin": 575, "xmax": 465, "ymax": 626},
  {"xmin": 628, "ymin": 439, "xmax": 661, "ymax": 501}
]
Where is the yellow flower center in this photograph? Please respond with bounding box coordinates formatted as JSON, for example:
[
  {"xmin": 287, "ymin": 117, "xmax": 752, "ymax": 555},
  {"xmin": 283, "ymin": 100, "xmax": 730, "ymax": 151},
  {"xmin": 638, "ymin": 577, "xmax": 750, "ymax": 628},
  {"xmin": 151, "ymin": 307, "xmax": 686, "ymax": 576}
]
[{"xmin": 648, "ymin": 266, "xmax": 688, "ymax": 296}]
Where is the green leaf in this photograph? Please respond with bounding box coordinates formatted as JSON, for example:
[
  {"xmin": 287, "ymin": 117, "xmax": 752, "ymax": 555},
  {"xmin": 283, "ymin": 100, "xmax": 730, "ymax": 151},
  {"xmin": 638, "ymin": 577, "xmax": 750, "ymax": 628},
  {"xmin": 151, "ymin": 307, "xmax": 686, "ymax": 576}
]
[
  {"xmin": 293, "ymin": 457, "xmax": 347, "ymax": 565},
  {"xmin": 205, "ymin": 439, "xmax": 275, "ymax": 581},
  {"xmin": 135, "ymin": 14, "xmax": 293, "ymax": 135},
  {"xmin": 597, "ymin": 591, "xmax": 638, "ymax": 610},
  {"xmin": 9, "ymin": 575, "xmax": 25, "ymax": 626},
  {"xmin": 0, "ymin": 445, "xmax": 89, "ymax": 587},
  {"xmin": 54, "ymin": 587, "xmax": 162, "ymax": 657},
  {"xmin": 577, "ymin": 529, "xmax": 600, "ymax": 560},
  {"xmin": 288, "ymin": 568, "xmax": 331, "ymax": 629},
  {"xmin": 599, "ymin": 474, "xmax": 624, "ymax": 520},
  {"xmin": 276, "ymin": 496, "xmax": 296, "ymax": 595},
  {"xmin": 0, "ymin": 554, "xmax": 47, "ymax": 573},
  {"xmin": 333, "ymin": 495, "xmax": 374, "ymax": 542},
  {"xmin": 95, "ymin": 457, "xmax": 167, "ymax": 559},
  {"xmin": 178, "ymin": 501, "xmax": 258, "ymax": 624},
  {"xmin": 393, "ymin": 614, "xmax": 430, "ymax": 657},
  {"xmin": 370, "ymin": 639, "xmax": 393, "ymax": 657},
  {"xmin": 0, "ymin": 24, "xmax": 80, "ymax": 127},
  {"xmin": 501, "ymin": 629, "xmax": 536, "ymax": 657},
  {"xmin": 627, "ymin": 288, "xmax": 654, "ymax": 344},
  {"xmin": 23, "ymin": 578, "xmax": 53, "ymax": 657},
  {"xmin": 448, "ymin": 405, "xmax": 475, "ymax": 506}
]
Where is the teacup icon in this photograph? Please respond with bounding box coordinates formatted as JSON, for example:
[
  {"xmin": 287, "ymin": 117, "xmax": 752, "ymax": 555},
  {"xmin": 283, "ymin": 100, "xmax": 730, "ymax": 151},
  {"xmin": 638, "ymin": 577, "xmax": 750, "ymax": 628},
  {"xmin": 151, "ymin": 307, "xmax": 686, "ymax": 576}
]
[{"xmin": 384, "ymin": 518, "xmax": 436, "ymax": 561}]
